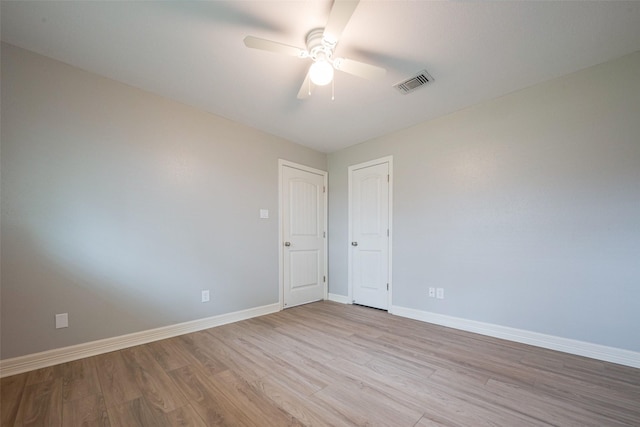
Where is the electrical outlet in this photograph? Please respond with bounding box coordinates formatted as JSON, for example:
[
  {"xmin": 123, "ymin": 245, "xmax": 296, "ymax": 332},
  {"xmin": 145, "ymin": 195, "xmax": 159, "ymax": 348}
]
[
  {"xmin": 55, "ymin": 313, "xmax": 69, "ymax": 329},
  {"xmin": 201, "ymin": 290, "xmax": 210, "ymax": 303},
  {"xmin": 428, "ymin": 287, "xmax": 436, "ymax": 298},
  {"xmin": 436, "ymin": 288, "xmax": 444, "ymax": 299}
]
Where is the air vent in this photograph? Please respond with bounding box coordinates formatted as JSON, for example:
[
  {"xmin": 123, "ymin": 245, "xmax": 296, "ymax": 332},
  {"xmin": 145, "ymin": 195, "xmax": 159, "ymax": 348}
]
[{"xmin": 393, "ymin": 70, "xmax": 434, "ymax": 94}]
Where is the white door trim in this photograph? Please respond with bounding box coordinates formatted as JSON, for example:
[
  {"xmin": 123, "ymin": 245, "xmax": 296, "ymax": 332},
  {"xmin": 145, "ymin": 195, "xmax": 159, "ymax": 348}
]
[
  {"xmin": 278, "ymin": 159, "xmax": 328, "ymax": 310},
  {"xmin": 348, "ymin": 156, "xmax": 393, "ymax": 309}
]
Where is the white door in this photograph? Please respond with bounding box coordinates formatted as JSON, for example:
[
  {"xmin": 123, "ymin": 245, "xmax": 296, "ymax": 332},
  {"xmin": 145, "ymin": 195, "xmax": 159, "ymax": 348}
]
[
  {"xmin": 281, "ymin": 162, "xmax": 327, "ymax": 308},
  {"xmin": 349, "ymin": 159, "xmax": 391, "ymax": 310}
]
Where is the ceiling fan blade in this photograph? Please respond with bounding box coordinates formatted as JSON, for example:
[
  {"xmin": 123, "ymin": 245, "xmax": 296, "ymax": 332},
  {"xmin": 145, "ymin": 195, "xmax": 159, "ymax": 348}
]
[
  {"xmin": 333, "ymin": 57, "xmax": 386, "ymax": 80},
  {"xmin": 243, "ymin": 36, "xmax": 307, "ymax": 58},
  {"xmin": 297, "ymin": 71, "xmax": 314, "ymax": 100},
  {"xmin": 323, "ymin": 0, "xmax": 359, "ymax": 44}
]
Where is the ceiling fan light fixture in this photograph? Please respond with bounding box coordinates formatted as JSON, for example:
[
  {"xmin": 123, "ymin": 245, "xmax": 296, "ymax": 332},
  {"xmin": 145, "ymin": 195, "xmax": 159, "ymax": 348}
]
[
  {"xmin": 244, "ymin": 1, "xmax": 386, "ymax": 99},
  {"xmin": 309, "ymin": 59, "xmax": 334, "ymax": 86}
]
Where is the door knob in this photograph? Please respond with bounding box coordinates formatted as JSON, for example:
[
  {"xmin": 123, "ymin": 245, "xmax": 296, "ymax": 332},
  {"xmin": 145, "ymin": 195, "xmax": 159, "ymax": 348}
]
[
  {"xmin": 351, "ymin": 241, "xmax": 358, "ymax": 246},
  {"xmin": 284, "ymin": 241, "xmax": 291, "ymax": 247}
]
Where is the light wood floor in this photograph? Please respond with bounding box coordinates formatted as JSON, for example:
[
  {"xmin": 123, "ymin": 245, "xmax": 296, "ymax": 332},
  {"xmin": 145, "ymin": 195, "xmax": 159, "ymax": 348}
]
[{"xmin": 2, "ymin": 301, "xmax": 639, "ymax": 426}]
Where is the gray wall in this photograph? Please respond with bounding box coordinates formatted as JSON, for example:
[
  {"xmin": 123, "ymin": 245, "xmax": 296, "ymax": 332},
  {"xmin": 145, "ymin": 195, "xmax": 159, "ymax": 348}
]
[
  {"xmin": 0, "ymin": 43, "xmax": 326, "ymax": 359},
  {"xmin": 328, "ymin": 52, "xmax": 640, "ymax": 352}
]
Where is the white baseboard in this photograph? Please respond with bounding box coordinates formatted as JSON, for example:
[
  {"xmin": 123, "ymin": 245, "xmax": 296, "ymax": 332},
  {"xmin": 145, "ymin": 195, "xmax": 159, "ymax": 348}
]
[
  {"xmin": 5, "ymin": 301, "xmax": 636, "ymax": 377},
  {"xmin": 0, "ymin": 302, "xmax": 280, "ymax": 378},
  {"xmin": 391, "ymin": 305, "xmax": 640, "ymax": 369},
  {"xmin": 328, "ymin": 293, "xmax": 351, "ymax": 304}
]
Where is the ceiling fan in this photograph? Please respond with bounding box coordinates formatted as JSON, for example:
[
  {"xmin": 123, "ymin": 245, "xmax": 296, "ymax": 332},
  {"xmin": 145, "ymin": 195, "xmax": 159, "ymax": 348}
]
[{"xmin": 243, "ymin": 0, "xmax": 386, "ymax": 99}]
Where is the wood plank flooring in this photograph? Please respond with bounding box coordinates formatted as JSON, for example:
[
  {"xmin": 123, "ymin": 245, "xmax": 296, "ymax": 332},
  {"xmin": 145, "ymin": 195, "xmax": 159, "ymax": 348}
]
[{"xmin": 2, "ymin": 301, "xmax": 639, "ymax": 426}]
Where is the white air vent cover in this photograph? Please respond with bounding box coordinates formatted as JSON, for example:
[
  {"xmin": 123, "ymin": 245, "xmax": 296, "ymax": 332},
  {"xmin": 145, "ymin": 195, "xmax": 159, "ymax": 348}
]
[{"xmin": 394, "ymin": 70, "xmax": 434, "ymax": 94}]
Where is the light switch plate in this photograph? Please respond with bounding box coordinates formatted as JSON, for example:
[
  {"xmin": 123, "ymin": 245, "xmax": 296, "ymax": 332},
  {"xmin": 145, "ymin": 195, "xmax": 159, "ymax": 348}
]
[{"xmin": 260, "ymin": 209, "xmax": 269, "ymax": 219}]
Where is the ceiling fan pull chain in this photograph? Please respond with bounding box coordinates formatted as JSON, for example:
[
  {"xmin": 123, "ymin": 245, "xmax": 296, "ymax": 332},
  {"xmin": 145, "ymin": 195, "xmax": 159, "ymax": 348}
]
[{"xmin": 332, "ymin": 78, "xmax": 335, "ymax": 101}]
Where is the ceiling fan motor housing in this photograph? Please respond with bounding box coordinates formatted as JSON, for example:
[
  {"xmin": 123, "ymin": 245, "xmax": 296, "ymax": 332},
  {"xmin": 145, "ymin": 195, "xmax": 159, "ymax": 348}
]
[{"xmin": 306, "ymin": 28, "xmax": 335, "ymax": 62}]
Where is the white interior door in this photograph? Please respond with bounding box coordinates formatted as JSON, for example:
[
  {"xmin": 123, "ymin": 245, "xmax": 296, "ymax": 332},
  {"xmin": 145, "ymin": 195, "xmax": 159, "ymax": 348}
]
[
  {"xmin": 281, "ymin": 162, "xmax": 327, "ymax": 308},
  {"xmin": 349, "ymin": 159, "xmax": 391, "ymax": 310}
]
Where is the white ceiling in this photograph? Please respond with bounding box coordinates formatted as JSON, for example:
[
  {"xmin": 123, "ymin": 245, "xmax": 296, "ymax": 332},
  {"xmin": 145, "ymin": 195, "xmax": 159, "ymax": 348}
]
[{"xmin": 2, "ymin": 1, "xmax": 640, "ymax": 153}]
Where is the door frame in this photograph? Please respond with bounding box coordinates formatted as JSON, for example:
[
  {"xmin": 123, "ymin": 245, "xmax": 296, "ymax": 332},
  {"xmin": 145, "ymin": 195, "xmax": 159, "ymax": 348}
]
[
  {"xmin": 278, "ymin": 159, "xmax": 328, "ymax": 310},
  {"xmin": 348, "ymin": 156, "xmax": 393, "ymax": 309}
]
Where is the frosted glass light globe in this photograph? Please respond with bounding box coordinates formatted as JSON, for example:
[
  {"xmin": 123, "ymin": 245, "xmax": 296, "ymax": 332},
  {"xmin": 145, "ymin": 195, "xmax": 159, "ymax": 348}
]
[{"xmin": 309, "ymin": 60, "xmax": 334, "ymax": 86}]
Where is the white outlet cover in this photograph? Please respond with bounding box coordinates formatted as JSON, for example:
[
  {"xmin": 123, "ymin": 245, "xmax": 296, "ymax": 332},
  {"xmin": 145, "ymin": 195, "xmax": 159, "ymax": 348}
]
[
  {"xmin": 201, "ymin": 290, "xmax": 210, "ymax": 302},
  {"xmin": 436, "ymin": 288, "xmax": 444, "ymax": 299},
  {"xmin": 55, "ymin": 313, "xmax": 69, "ymax": 329},
  {"xmin": 259, "ymin": 209, "xmax": 269, "ymax": 219},
  {"xmin": 428, "ymin": 287, "xmax": 436, "ymax": 297}
]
